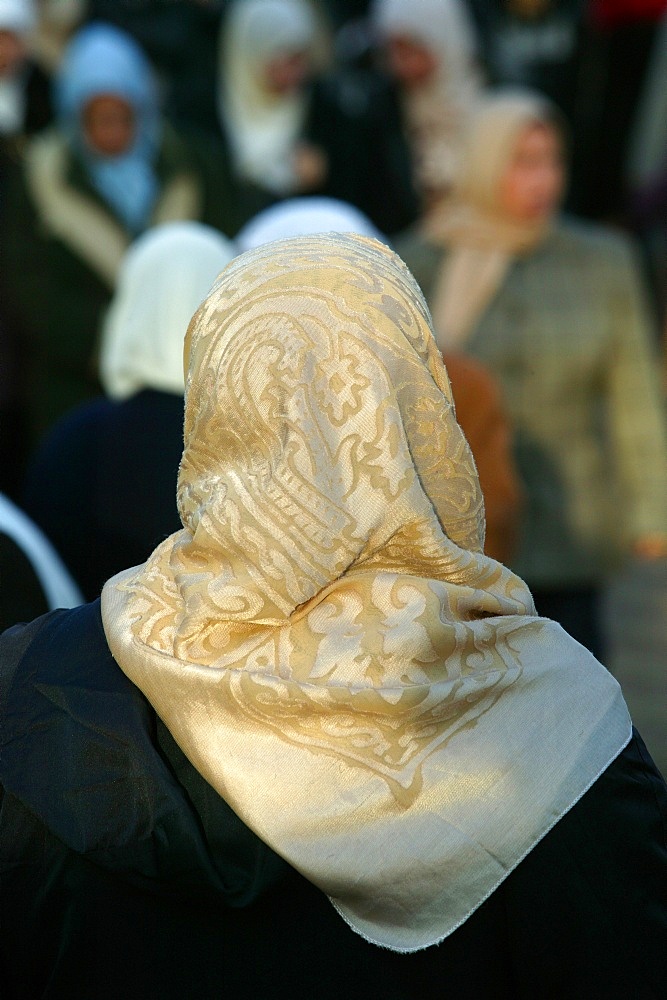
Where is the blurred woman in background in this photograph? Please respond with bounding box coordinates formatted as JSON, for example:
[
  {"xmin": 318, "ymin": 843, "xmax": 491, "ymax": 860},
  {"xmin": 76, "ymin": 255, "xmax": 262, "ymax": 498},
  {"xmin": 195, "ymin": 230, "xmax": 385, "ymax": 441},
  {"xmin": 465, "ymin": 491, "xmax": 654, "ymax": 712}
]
[
  {"xmin": 216, "ymin": 0, "xmax": 419, "ymax": 235},
  {"xmin": 236, "ymin": 194, "xmax": 523, "ymax": 565},
  {"xmin": 4, "ymin": 21, "xmax": 236, "ymax": 446},
  {"xmin": 398, "ymin": 89, "xmax": 667, "ymax": 655},
  {"xmin": 219, "ymin": 0, "xmax": 323, "ymax": 202},
  {"xmin": 23, "ymin": 222, "xmax": 235, "ymax": 600},
  {"xmin": 371, "ymin": 0, "xmax": 482, "ymax": 211}
]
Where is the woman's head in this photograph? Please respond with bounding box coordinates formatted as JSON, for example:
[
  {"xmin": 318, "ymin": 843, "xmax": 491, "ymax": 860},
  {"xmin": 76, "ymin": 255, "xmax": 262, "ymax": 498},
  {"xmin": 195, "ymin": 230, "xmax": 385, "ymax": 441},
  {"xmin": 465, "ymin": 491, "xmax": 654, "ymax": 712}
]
[
  {"xmin": 0, "ymin": 0, "xmax": 35, "ymax": 77},
  {"xmin": 100, "ymin": 222, "xmax": 236, "ymax": 400},
  {"xmin": 223, "ymin": 0, "xmax": 317, "ymax": 98},
  {"xmin": 80, "ymin": 94, "xmax": 135, "ymax": 157},
  {"xmin": 180, "ymin": 232, "xmax": 487, "ymax": 568},
  {"xmin": 235, "ymin": 196, "xmax": 386, "ymax": 252},
  {"xmin": 372, "ymin": 0, "xmax": 477, "ymax": 90},
  {"xmin": 56, "ymin": 22, "xmax": 157, "ymax": 158},
  {"xmin": 457, "ymin": 90, "xmax": 566, "ymax": 223}
]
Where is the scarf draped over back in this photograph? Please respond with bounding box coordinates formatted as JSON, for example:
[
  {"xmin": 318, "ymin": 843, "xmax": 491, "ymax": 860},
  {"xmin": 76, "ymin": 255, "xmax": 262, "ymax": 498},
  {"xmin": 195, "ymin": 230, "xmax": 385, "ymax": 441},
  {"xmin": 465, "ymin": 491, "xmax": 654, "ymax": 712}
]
[{"xmin": 102, "ymin": 233, "xmax": 630, "ymax": 952}]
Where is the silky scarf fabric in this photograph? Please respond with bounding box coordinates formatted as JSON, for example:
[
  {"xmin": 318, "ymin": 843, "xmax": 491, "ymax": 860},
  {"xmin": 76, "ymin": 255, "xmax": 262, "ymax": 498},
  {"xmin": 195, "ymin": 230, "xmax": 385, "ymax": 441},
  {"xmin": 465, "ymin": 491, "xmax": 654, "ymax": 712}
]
[
  {"xmin": 425, "ymin": 90, "xmax": 558, "ymax": 350},
  {"xmin": 55, "ymin": 22, "xmax": 160, "ymax": 233},
  {"xmin": 102, "ymin": 233, "xmax": 631, "ymax": 952},
  {"xmin": 100, "ymin": 222, "xmax": 236, "ymax": 400},
  {"xmin": 219, "ymin": 0, "xmax": 316, "ymax": 195}
]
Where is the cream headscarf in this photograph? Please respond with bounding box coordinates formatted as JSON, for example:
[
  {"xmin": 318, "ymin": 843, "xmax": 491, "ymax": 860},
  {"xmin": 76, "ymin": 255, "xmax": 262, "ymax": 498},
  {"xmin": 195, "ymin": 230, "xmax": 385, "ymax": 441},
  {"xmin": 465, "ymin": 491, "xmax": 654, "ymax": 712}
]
[
  {"xmin": 99, "ymin": 222, "xmax": 236, "ymax": 400},
  {"xmin": 219, "ymin": 0, "xmax": 317, "ymax": 195},
  {"xmin": 372, "ymin": 0, "xmax": 482, "ymax": 201},
  {"xmin": 102, "ymin": 233, "xmax": 630, "ymax": 952},
  {"xmin": 425, "ymin": 90, "xmax": 561, "ymax": 350}
]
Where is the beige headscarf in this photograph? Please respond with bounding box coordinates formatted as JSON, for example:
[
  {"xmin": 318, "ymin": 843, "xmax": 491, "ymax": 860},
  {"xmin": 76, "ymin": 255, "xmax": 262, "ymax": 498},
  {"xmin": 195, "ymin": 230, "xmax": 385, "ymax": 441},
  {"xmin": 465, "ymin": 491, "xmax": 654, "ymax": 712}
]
[
  {"xmin": 101, "ymin": 233, "xmax": 630, "ymax": 952},
  {"xmin": 425, "ymin": 90, "xmax": 560, "ymax": 350}
]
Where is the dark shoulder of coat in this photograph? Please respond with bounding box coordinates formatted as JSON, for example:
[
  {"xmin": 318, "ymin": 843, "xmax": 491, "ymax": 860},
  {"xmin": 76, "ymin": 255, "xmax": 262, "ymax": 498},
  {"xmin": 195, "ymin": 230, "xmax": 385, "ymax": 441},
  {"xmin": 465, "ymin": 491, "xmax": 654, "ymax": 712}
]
[{"xmin": 304, "ymin": 68, "xmax": 421, "ymax": 235}]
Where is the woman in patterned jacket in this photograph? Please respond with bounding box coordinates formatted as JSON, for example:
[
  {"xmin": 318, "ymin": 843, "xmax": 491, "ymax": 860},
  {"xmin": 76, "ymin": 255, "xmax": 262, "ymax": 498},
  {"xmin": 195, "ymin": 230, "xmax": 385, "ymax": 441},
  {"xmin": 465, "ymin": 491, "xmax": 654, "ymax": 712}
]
[{"xmin": 397, "ymin": 88, "xmax": 667, "ymax": 657}]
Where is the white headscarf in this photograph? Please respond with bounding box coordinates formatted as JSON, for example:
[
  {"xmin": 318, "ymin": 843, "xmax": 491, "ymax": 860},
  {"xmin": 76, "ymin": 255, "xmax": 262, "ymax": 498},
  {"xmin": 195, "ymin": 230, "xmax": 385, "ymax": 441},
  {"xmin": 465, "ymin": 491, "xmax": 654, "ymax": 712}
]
[
  {"xmin": 372, "ymin": 0, "xmax": 482, "ymax": 199},
  {"xmin": 235, "ymin": 195, "xmax": 386, "ymax": 251},
  {"xmin": 0, "ymin": 0, "xmax": 35, "ymax": 133},
  {"xmin": 100, "ymin": 222, "xmax": 236, "ymax": 400},
  {"xmin": 219, "ymin": 0, "xmax": 317, "ymax": 194},
  {"xmin": 0, "ymin": 0, "xmax": 35, "ymax": 35}
]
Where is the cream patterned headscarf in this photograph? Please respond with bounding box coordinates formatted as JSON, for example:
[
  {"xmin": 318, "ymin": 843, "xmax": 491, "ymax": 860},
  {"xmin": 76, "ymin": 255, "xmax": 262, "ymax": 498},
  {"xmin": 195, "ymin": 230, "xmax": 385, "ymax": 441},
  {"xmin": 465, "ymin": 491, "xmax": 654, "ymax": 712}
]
[{"xmin": 102, "ymin": 233, "xmax": 630, "ymax": 952}]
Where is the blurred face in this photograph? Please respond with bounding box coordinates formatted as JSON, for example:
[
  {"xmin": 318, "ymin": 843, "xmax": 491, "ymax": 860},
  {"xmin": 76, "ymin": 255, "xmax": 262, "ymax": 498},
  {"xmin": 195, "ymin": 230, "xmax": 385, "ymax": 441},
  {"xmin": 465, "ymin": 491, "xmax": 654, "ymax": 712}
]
[
  {"xmin": 263, "ymin": 50, "xmax": 310, "ymax": 95},
  {"xmin": 498, "ymin": 122, "xmax": 565, "ymax": 222},
  {"xmin": 0, "ymin": 29, "xmax": 26, "ymax": 78},
  {"xmin": 82, "ymin": 95, "xmax": 135, "ymax": 157},
  {"xmin": 385, "ymin": 35, "xmax": 437, "ymax": 89}
]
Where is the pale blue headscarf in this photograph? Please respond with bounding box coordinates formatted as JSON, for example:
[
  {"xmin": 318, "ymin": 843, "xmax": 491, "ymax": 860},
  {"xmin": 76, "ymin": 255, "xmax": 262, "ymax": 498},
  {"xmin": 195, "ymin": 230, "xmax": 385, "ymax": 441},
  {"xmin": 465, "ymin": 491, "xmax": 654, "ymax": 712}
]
[{"xmin": 55, "ymin": 22, "xmax": 160, "ymax": 234}]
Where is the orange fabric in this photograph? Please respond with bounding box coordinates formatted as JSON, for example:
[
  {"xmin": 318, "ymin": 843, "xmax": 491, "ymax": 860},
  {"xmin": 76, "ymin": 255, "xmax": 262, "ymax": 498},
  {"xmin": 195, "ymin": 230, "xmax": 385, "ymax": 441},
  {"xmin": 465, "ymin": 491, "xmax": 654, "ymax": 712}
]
[{"xmin": 444, "ymin": 352, "xmax": 522, "ymax": 565}]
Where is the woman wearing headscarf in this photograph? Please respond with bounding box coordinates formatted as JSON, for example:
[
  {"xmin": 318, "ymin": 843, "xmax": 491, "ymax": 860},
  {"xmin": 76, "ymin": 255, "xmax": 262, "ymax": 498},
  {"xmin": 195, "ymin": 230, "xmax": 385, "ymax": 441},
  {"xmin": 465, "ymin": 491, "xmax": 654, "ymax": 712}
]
[
  {"xmin": 3, "ymin": 21, "xmax": 236, "ymax": 445},
  {"xmin": 23, "ymin": 221, "xmax": 235, "ymax": 601},
  {"xmin": 371, "ymin": 0, "xmax": 483, "ymax": 210},
  {"xmin": 1, "ymin": 234, "xmax": 664, "ymax": 998},
  {"xmin": 213, "ymin": 0, "xmax": 419, "ymax": 234},
  {"xmin": 397, "ymin": 89, "xmax": 667, "ymax": 656},
  {"xmin": 219, "ymin": 0, "xmax": 323, "ymax": 199}
]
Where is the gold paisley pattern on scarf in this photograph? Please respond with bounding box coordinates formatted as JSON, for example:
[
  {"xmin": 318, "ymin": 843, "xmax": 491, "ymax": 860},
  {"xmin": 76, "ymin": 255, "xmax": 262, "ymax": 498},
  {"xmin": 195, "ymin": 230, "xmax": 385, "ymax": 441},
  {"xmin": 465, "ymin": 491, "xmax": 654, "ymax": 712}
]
[{"xmin": 103, "ymin": 233, "xmax": 631, "ymax": 953}]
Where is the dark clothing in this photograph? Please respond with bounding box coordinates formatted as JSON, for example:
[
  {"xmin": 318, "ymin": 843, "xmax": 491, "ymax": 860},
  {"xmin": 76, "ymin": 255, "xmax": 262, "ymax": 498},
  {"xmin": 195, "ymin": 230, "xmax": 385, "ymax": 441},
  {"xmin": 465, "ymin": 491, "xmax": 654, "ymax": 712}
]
[
  {"xmin": 0, "ymin": 533, "xmax": 48, "ymax": 632},
  {"xmin": 303, "ymin": 70, "xmax": 420, "ymax": 235},
  {"xmin": 21, "ymin": 61, "xmax": 55, "ymax": 137},
  {"xmin": 23, "ymin": 390, "xmax": 184, "ymax": 600},
  {"xmin": 532, "ymin": 585, "xmax": 604, "ymax": 659},
  {"xmin": 466, "ymin": 0, "xmax": 586, "ymax": 121},
  {"xmin": 0, "ymin": 62, "xmax": 54, "ymax": 495},
  {"xmin": 85, "ymin": 0, "xmax": 224, "ymax": 130},
  {"xmin": 3, "ymin": 126, "xmax": 239, "ymax": 446},
  {"xmin": 1, "ymin": 601, "xmax": 665, "ymax": 999}
]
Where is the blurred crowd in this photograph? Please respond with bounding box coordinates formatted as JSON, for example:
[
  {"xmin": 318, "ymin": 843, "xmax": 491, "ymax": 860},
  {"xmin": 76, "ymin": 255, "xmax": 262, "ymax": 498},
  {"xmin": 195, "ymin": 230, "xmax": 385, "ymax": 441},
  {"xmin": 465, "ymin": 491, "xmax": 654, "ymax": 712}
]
[{"xmin": 1, "ymin": 1, "xmax": 666, "ymax": 755}]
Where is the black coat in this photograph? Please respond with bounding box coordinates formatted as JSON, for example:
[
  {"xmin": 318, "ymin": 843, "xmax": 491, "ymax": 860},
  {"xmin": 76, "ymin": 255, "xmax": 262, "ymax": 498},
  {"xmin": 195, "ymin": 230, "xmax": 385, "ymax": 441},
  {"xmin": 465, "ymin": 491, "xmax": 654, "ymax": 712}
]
[
  {"xmin": 1, "ymin": 602, "xmax": 665, "ymax": 999},
  {"xmin": 23, "ymin": 390, "xmax": 184, "ymax": 600}
]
